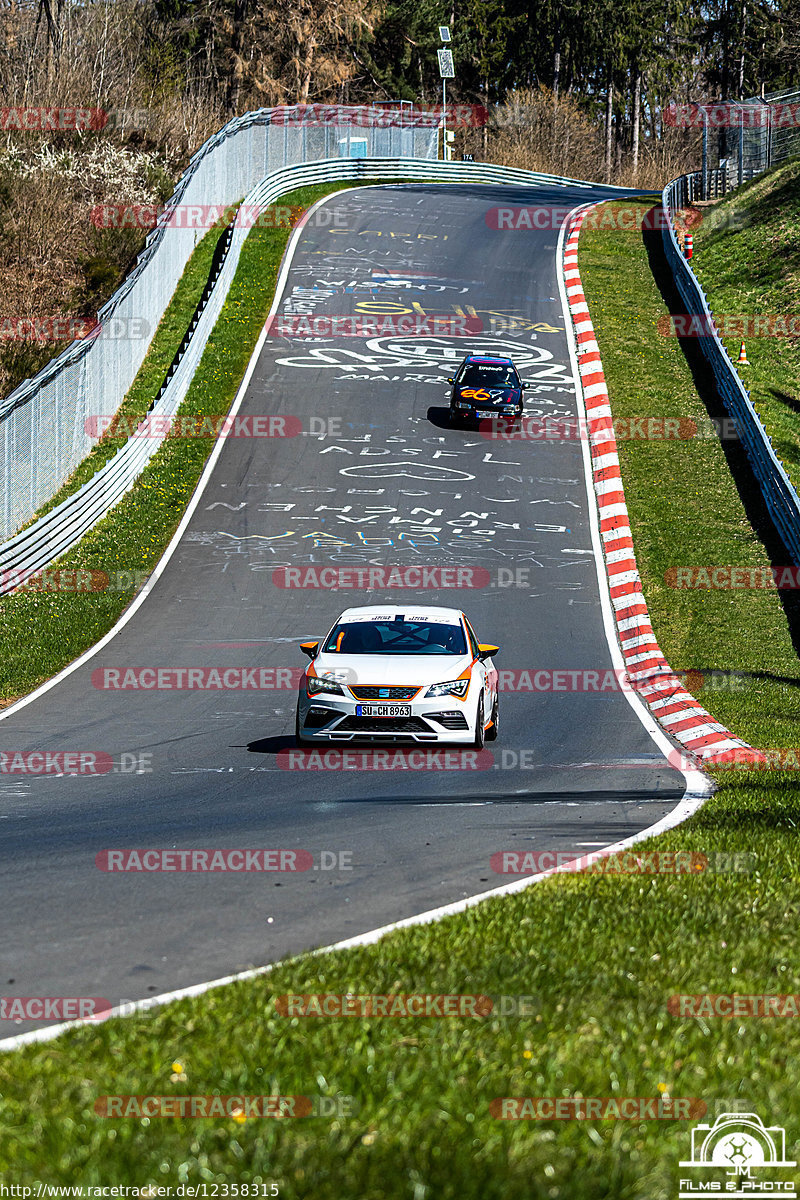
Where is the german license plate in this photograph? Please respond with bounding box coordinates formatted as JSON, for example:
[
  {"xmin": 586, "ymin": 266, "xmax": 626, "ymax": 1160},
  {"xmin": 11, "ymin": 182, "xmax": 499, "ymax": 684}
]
[
  {"xmin": 476, "ymin": 410, "xmax": 497, "ymax": 418},
  {"xmin": 356, "ymin": 704, "xmax": 412, "ymax": 717}
]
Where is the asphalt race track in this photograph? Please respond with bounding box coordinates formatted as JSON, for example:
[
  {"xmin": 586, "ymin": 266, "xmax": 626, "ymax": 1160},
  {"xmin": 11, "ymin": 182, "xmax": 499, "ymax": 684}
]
[{"xmin": 0, "ymin": 183, "xmax": 689, "ymax": 1036}]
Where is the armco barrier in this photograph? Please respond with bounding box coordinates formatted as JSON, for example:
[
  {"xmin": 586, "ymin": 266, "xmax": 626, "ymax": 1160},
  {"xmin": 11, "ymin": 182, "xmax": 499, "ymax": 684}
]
[
  {"xmin": 663, "ymin": 175, "xmax": 800, "ymax": 565},
  {"xmin": 0, "ymin": 108, "xmax": 438, "ymax": 541},
  {"xmin": 0, "ymin": 157, "xmax": 633, "ymax": 593}
]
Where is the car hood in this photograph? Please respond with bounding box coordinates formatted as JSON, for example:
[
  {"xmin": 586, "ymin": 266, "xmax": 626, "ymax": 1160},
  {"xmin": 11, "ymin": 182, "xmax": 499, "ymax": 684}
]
[
  {"xmin": 311, "ymin": 652, "xmax": 474, "ymax": 687},
  {"xmin": 458, "ymin": 386, "xmax": 521, "ymax": 406}
]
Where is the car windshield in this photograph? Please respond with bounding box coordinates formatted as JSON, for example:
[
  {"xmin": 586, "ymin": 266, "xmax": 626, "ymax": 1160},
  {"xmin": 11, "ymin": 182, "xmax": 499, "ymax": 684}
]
[
  {"xmin": 458, "ymin": 363, "xmax": 518, "ymax": 388},
  {"xmin": 323, "ymin": 619, "xmax": 468, "ymax": 655}
]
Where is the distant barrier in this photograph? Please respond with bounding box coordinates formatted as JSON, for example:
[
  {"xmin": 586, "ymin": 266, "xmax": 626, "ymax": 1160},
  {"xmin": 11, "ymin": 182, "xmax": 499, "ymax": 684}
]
[{"xmin": 663, "ymin": 174, "xmax": 800, "ymax": 565}]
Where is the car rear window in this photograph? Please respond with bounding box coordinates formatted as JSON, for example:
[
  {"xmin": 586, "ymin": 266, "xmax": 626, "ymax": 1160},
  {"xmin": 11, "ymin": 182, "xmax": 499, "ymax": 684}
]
[{"xmin": 323, "ymin": 620, "xmax": 467, "ymax": 655}]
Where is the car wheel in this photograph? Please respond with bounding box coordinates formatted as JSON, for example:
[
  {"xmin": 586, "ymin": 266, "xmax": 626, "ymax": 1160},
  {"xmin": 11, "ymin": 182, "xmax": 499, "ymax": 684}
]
[
  {"xmin": 295, "ymin": 704, "xmax": 311, "ymax": 747},
  {"xmin": 449, "ymin": 407, "xmax": 461, "ymax": 426},
  {"xmin": 486, "ymin": 696, "xmax": 499, "ymax": 741},
  {"xmin": 473, "ymin": 694, "xmax": 486, "ymax": 750}
]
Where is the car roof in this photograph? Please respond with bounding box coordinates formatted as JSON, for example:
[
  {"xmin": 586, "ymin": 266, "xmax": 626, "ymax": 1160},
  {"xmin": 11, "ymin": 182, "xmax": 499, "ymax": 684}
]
[
  {"xmin": 335, "ymin": 605, "xmax": 465, "ymax": 622},
  {"xmin": 464, "ymin": 354, "xmax": 514, "ymax": 364}
]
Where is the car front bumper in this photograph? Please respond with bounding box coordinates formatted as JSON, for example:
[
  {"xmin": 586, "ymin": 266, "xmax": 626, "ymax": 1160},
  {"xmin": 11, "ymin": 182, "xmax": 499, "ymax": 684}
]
[{"xmin": 297, "ymin": 690, "xmax": 479, "ymax": 744}]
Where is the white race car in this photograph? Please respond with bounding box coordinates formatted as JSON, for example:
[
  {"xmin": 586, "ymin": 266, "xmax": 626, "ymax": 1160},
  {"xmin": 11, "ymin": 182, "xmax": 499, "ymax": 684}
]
[{"xmin": 295, "ymin": 605, "xmax": 499, "ymax": 747}]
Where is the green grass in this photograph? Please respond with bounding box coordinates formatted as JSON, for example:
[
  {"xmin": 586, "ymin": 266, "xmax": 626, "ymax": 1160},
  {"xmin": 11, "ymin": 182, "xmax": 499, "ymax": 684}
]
[
  {"xmin": 4, "ymin": 191, "xmax": 800, "ymax": 1197},
  {"xmin": 1, "ymin": 783, "xmax": 799, "ymax": 1197},
  {"xmin": 580, "ymin": 198, "xmax": 800, "ymax": 751},
  {"xmin": 692, "ymin": 158, "xmax": 800, "ymax": 497},
  {"xmin": 0, "ymin": 181, "xmax": 395, "ymax": 705}
]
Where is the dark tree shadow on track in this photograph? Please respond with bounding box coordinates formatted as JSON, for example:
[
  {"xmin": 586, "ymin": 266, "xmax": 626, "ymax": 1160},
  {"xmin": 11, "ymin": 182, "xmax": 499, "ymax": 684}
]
[
  {"xmin": 246, "ymin": 736, "xmax": 296, "ymax": 755},
  {"xmin": 642, "ymin": 214, "xmax": 800, "ymax": 659}
]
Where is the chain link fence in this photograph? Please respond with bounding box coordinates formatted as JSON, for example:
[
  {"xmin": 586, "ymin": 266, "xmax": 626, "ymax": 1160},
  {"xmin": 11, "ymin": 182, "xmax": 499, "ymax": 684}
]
[
  {"xmin": 0, "ymin": 108, "xmax": 438, "ymax": 539},
  {"xmin": 687, "ymin": 88, "xmax": 800, "ymax": 196}
]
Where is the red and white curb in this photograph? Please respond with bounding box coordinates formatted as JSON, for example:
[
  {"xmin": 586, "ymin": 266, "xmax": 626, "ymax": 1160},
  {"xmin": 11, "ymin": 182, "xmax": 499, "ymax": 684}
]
[{"xmin": 563, "ymin": 207, "xmax": 763, "ymax": 767}]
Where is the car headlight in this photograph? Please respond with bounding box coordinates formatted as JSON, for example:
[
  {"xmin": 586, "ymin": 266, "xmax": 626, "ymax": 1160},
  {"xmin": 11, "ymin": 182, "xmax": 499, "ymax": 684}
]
[
  {"xmin": 306, "ymin": 675, "xmax": 344, "ymax": 697},
  {"xmin": 455, "ymin": 398, "xmax": 471, "ymax": 407},
  {"xmin": 425, "ymin": 677, "xmax": 470, "ymax": 699}
]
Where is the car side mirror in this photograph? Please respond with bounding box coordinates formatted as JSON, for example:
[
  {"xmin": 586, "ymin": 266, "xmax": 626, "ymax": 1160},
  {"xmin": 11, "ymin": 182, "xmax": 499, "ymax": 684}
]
[
  {"xmin": 477, "ymin": 643, "xmax": 500, "ymax": 661},
  {"xmin": 447, "ymin": 377, "xmax": 454, "ymax": 384},
  {"xmin": 300, "ymin": 641, "xmax": 319, "ymax": 659}
]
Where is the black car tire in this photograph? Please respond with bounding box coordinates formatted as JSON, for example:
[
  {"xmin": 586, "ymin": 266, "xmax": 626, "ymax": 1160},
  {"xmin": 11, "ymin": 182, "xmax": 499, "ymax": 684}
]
[
  {"xmin": 295, "ymin": 704, "xmax": 312, "ymax": 747},
  {"xmin": 486, "ymin": 696, "xmax": 499, "ymax": 741}
]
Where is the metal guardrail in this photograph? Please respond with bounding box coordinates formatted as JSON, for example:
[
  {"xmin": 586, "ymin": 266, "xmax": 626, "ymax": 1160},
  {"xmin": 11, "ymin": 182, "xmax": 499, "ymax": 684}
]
[
  {"xmin": 0, "ymin": 156, "xmax": 632, "ymax": 592},
  {"xmin": 663, "ymin": 175, "xmax": 800, "ymax": 566}
]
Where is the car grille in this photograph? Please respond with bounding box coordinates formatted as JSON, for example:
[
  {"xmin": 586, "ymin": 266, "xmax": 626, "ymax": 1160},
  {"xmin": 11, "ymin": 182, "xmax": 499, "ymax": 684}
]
[
  {"xmin": 349, "ymin": 685, "xmax": 421, "ymax": 700},
  {"xmin": 335, "ymin": 716, "xmax": 432, "ymax": 733},
  {"xmin": 304, "ymin": 707, "xmax": 338, "ymax": 728}
]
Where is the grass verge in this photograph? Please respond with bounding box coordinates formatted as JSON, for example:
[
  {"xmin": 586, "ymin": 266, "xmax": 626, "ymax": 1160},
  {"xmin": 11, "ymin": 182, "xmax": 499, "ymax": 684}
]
[
  {"xmin": 0, "ymin": 181, "xmax": 396, "ymax": 705},
  {"xmin": 2, "ymin": 197, "xmax": 800, "ymax": 1197}
]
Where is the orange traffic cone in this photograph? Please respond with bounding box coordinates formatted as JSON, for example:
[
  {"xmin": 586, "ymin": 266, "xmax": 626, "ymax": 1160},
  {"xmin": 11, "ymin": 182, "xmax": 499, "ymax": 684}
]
[
  {"xmin": 737, "ymin": 341, "xmax": 750, "ymax": 366},
  {"xmin": 684, "ymin": 232, "xmax": 693, "ymax": 260}
]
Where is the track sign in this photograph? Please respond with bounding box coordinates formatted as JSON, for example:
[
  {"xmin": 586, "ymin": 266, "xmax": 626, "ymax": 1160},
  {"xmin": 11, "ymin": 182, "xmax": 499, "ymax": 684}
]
[
  {"xmin": 439, "ymin": 25, "xmax": 451, "ymax": 42},
  {"xmin": 437, "ymin": 49, "xmax": 455, "ymax": 78},
  {"xmin": 462, "ymin": 153, "xmax": 475, "ymax": 161}
]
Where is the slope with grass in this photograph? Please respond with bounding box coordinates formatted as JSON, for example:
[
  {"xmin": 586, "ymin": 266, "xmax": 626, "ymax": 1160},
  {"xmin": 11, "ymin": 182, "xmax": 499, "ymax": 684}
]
[{"xmin": 692, "ymin": 159, "xmax": 800, "ymax": 497}]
